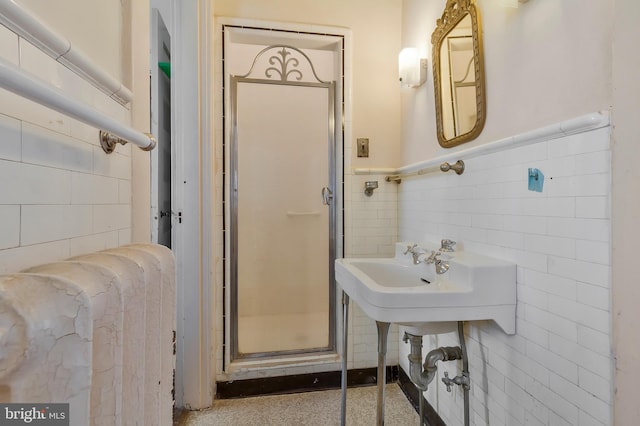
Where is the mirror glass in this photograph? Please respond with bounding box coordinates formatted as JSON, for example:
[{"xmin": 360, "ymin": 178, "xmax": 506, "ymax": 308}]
[{"xmin": 432, "ymin": 0, "xmax": 486, "ymax": 148}]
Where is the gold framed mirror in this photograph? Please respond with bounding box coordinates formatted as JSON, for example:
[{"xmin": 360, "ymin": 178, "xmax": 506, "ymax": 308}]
[{"xmin": 432, "ymin": 0, "xmax": 486, "ymax": 148}]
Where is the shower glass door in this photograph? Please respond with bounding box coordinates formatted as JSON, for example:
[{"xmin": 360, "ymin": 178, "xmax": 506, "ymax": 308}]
[{"xmin": 230, "ymin": 46, "xmax": 336, "ymax": 359}]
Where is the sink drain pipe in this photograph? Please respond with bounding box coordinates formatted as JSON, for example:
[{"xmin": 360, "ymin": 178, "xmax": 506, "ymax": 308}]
[{"xmin": 403, "ymin": 321, "xmax": 470, "ymax": 426}]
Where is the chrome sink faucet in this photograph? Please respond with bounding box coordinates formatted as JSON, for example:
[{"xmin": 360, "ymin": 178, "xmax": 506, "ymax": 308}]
[
  {"xmin": 420, "ymin": 239, "xmax": 455, "ymax": 275},
  {"xmin": 424, "ymin": 250, "xmax": 450, "ymax": 274},
  {"xmin": 403, "ymin": 244, "xmax": 425, "ymax": 265},
  {"xmin": 404, "ymin": 243, "xmax": 451, "ymax": 274}
]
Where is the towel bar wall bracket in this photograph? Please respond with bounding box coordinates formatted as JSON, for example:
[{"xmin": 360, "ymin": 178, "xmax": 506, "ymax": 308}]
[
  {"xmin": 440, "ymin": 160, "xmax": 465, "ymax": 175},
  {"xmin": 384, "ymin": 160, "xmax": 465, "ymax": 184},
  {"xmin": 100, "ymin": 130, "xmax": 157, "ymax": 154}
]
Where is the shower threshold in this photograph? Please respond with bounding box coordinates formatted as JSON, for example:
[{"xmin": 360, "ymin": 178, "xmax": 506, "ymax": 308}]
[
  {"xmin": 227, "ymin": 352, "xmax": 340, "ymax": 375},
  {"xmin": 217, "ymin": 365, "xmax": 399, "ymax": 399}
]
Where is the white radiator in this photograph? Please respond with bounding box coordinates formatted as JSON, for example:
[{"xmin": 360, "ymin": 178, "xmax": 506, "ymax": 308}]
[{"xmin": 0, "ymin": 243, "xmax": 176, "ymax": 426}]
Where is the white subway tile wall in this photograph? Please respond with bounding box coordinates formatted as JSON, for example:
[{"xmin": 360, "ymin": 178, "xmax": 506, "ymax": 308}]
[
  {"xmin": 0, "ymin": 114, "xmax": 21, "ymax": 161},
  {"xmin": 0, "ymin": 205, "xmax": 20, "ymax": 249},
  {"xmin": 397, "ymin": 127, "xmax": 612, "ymax": 425},
  {"xmin": 0, "ymin": 25, "xmax": 18, "ymax": 65},
  {"xmin": 0, "ymin": 30, "xmax": 132, "ymax": 274},
  {"xmin": 344, "ymin": 173, "xmax": 399, "ymax": 368}
]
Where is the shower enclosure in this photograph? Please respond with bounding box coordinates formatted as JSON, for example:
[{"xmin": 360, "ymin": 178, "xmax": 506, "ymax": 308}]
[{"xmin": 226, "ymin": 31, "xmax": 341, "ymax": 361}]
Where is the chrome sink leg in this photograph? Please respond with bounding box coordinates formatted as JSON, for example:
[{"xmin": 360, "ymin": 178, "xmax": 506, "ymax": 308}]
[
  {"xmin": 376, "ymin": 321, "xmax": 390, "ymax": 426},
  {"xmin": 340, "ymin": 292, "xmax": 349, "ymax": 426}
]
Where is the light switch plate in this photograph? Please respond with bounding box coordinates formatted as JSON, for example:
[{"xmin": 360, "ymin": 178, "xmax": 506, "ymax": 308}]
[{"xmin": 357, "ymin": 138, "xmax": 369, "ymax": 157}]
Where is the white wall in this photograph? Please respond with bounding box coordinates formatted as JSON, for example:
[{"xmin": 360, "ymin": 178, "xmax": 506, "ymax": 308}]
[
  {"xmin": 611, "ymin": 0, "xmax": 640, "ymax": 423},
  {"xmin": 398, "ymin": 0, "xmax": 624, "ymax": 424},
  {"xmin": 0, "ymin": 1, "xmax": 151, "ymax": 273},
  {"xmin": 214, "ymin": 0, "xmax": 403, "ymax": 169},
  {"xmin": 401, "ymin": 0, "xmax": 612, "ymax": 164},
  {"xmin": 15, "ymin": 0, "xmax": 126, "ymax": 83}
]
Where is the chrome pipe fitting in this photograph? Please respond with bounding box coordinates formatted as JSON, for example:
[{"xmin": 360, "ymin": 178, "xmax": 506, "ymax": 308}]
[{"xmin": 403, "ymin": 332, "xmax": 463, "ymax": 390}]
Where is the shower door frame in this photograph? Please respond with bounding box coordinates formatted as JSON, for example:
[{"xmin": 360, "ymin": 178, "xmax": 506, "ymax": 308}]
[{"xmin": 228, "ymin": 48, "xmax": 338, "ymax": 361}]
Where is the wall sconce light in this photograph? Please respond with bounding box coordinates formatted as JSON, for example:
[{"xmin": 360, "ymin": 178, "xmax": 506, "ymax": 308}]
[{"xmin": 398, "ymin": 48, "xmax": 427, "ymax": 88}]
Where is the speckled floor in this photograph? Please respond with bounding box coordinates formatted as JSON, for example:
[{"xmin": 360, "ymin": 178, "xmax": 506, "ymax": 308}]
[{"xmin": 176, "ymin": 384, "xmax": 419, "ymax": 425}]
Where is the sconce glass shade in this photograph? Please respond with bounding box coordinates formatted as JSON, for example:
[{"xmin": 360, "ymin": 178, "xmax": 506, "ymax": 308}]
[{"xmin": 399, "ymin": 47, "xmax": 427, "ymax": 88}]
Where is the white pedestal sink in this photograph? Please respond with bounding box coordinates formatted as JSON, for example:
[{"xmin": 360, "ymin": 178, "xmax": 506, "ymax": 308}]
[
  {"xmin": 335, "ymin": 242, "xmax": 516, "ymax": 425},
  {"xmin": 336, "ymin": 245, "xmax": 516, "ymax": 334}
]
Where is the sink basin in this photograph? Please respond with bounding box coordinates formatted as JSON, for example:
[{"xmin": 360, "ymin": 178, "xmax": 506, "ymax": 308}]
[{"xmin": 335, "ymin": 243, "xmax": 516, "ymax": 334}]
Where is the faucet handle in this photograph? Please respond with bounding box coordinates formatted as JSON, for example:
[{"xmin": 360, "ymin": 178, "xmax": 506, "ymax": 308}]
[
  {"xmin": 403, "ymin": 244, "xmax": 417, "ymax": 255},
  {"xmin": 442, "ymin": 371, "xmax": 453, "ymax": 392},
  {"xmin": 424, "ymin": 250, "xmax": 439, "ymax": 263},
  {"xmin": 440, "ymin": 239, "xmax": 456, "ymax": 252}
]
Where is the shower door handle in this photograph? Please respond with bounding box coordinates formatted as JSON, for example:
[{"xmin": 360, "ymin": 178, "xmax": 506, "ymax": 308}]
[{"xmin": 321, "ymin": 187, "xmax": 333, "ymax": 205}]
